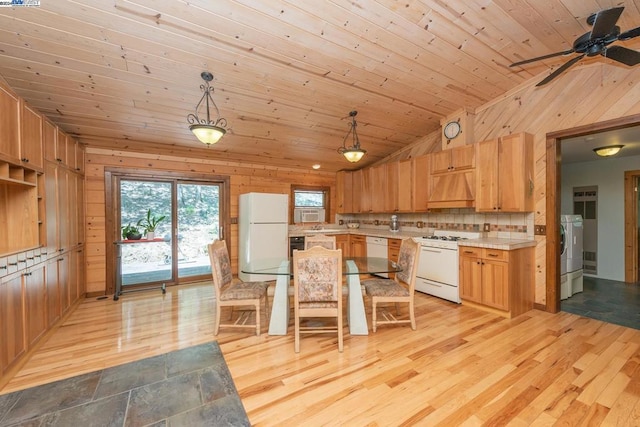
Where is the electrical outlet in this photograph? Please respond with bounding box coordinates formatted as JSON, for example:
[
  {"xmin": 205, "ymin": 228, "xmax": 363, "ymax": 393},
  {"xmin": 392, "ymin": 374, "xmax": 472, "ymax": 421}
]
[
  {"xmin": 534, "ymin": 225, "xmax": 546, "ymax": 235},
  {"xmin": 483, "ymin": 223, "xmax": 490, "ymax": 232}
]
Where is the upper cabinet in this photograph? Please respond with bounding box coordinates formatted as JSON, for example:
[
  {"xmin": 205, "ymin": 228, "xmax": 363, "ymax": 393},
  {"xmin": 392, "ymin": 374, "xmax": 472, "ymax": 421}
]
[
  {"xmin": 20, "ymin": 101, "xmax": 43, "ymax": 171},
  {"xmin": 336, "ymin": 171, "xmax": 353, "ymax": 214},
  {"xmin": 476, "ymin": 132, "xmax": 534, "ymax": 212},
  {"xmin": 0, "ymin": 85, "xmax": 21, "ymax": 163},
  {"xmin": 429, "ymin": 145, "xmax": 476, "ymax": 208},
  {"xmin": 412, "ymin": 154, "xmax": 431, "ymax": 212}
]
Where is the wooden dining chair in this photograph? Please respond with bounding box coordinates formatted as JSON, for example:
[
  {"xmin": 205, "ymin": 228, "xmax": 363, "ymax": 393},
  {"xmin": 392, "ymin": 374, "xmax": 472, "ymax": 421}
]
[
  {"xmin": 293, "ymin": 246, "xmax": 343, "ymax": 352},
  {"xmin": 362, "ymin": 238, "xmax": 420, "ymax": 332},
  {"xmin": 304, "ymin": 234, "xmax": 336, "ymax": 250},
  {"xmin": 208, "ymin": 240, "xmax": 270, "ymax": 336}
]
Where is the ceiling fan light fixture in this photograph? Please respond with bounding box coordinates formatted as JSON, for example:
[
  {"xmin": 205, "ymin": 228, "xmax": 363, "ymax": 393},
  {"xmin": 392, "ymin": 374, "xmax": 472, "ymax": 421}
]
[
  {"xmin": 593, "ymin": 144, "xmax": 624, "ymax": 157},
  {"xmin": 187, "ymin": 71, "xmax": 228, "ymax": 145},
  {"xmin": 337, "ymin": 110, "xmax": 367, "ymax": 163}
]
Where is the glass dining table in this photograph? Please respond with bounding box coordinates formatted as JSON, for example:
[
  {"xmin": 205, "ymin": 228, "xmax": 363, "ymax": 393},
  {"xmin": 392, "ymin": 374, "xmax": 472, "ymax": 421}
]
[{"xmin": 241, "ymin": 257, "xmax": 401, "ymax": 336}]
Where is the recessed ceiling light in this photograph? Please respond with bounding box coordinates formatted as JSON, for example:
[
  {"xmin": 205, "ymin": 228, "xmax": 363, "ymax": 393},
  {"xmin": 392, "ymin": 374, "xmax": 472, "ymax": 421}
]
[{"xmin": 312, "ymin": 164, "xmax": 321, "ymax": 170}]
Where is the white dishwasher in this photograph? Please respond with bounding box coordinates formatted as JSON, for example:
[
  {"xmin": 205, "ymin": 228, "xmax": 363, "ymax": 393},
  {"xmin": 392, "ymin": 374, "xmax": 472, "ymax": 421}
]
[{"xmin": 366, "ymin": 236, "xmax": 388, "ymax": 278}]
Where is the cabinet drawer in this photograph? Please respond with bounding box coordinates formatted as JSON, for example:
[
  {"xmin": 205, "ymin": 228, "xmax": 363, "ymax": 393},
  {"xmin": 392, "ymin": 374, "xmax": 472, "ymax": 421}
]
[
  {"xmin": 459, "ymin": 247, "xmax": 482, "ymax": 258},
  {"xmin": 388, "ymin": 238, "xmax": 402, "ymax": 250},
  {"xmin": 482, "ymin": 249, "xmax": 508, "ymax": 261},
  {"xmin": 0, "ymin": 256, "xmax": 7, "ymax": 277}
]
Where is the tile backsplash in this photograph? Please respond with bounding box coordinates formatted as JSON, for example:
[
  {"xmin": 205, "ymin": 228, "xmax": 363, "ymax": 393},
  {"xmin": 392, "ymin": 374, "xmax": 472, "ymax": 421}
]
[{"xmin": 336, "ymin": 209, "xmax": 534, "ymax": 240}]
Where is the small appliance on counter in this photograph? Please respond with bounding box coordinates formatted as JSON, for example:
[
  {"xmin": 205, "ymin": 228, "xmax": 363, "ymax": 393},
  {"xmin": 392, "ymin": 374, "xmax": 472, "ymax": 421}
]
[{"xmin": 390, "ymin": 215, "xmax": 400, "ymax": 232}]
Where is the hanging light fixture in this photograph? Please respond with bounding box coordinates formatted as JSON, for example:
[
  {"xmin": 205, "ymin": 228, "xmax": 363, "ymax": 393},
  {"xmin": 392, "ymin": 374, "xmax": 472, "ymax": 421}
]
[
  {"xmin": 187, "ymin": 71, "xmax": 228, "ymax": 145},
  {"xmin": 337, "ymin": 110, "xmax": 367, "ymax": 163},
  {"xmin": 593, "ymin": 144, "xmax": 624, "ymax": 157}
]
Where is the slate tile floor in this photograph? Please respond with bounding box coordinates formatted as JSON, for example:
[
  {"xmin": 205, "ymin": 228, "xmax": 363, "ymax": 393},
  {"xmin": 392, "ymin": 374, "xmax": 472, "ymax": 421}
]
[
  {"xmin": 561, "ymin": 276, "xmax": 640, "ymax": 330},
  {"xmin": 0, "ymin": 342, "xmax": 250, "ymax": 427}
]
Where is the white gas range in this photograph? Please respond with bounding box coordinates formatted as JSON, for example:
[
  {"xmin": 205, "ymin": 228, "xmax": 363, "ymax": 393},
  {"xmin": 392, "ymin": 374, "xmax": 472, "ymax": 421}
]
[{"xmin": 414, "ymin": 230, "xmax": 482, "ymax": 303}]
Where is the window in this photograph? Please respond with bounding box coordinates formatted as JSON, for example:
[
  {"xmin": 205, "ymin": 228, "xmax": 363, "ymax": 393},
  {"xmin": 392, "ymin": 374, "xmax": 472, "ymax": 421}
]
[{"xmin": 291, "ymin": 185, "xmax": 330, "ymax": 223}]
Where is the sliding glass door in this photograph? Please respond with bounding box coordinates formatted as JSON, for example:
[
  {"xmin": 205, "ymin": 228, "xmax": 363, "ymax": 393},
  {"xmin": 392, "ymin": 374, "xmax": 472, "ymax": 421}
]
[{"xmin": 112, "ymin": 172, "xmax": 228, "ymax": 291}]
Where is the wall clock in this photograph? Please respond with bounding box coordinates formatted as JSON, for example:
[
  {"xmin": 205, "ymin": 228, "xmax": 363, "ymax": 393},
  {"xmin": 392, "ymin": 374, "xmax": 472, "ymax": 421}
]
[{"xmin": 443, "ymin": 120, "xmax": 461, "ymax": 140}]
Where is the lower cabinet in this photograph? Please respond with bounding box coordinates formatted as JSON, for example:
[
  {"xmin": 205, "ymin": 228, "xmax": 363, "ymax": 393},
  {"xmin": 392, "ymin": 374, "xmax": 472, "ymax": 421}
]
[
  {"xmin": 0, "ymin": 272, "xmax": 26, "ymax": 376},
  {"xmin": 335, "ymin": 234, "xmax": 350, "ymax": 257},
  {"xmin": 350, "ymin": 235, "xmax": 367, "ymax": 257},
  {"xmin": 459, "ymin": 246, "xmax": 534, "ymax": 318},
  {"xmin": 388, "ymin": 238, "xmax": 402, "ymax": 279},
  {"xmin": 25, "ymin": 265, "xmax": 47, "ymax": 347}
]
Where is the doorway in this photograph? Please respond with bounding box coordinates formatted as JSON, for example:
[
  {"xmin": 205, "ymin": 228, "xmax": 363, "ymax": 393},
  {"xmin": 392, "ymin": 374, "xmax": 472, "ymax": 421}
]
[{"xmin": 105, "ymin": 168, "xmax": 230, "ymax": 295}]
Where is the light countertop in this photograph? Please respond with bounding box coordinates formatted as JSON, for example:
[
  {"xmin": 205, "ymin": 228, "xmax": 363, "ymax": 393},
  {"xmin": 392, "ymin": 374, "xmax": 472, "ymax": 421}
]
[{"xmin": 459, "ymin": 238, "xmax": 537, "ymax": 250}]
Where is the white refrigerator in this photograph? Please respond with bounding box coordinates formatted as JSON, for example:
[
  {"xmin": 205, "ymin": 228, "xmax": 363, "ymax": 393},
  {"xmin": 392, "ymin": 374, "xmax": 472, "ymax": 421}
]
[{"xmin": 238, "ymin": 192, "xmax": 289, "ymax": 281}]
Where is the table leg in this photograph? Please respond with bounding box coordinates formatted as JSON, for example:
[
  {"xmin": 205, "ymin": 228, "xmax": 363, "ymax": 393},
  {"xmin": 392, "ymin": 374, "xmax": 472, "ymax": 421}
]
[
  {"xmin": 268, "ymin": 261, "xmax": 290, "ymax": 335},
  {"xmin": 346, "ymin": 260, "xmax": 369, "ymax": 335}
]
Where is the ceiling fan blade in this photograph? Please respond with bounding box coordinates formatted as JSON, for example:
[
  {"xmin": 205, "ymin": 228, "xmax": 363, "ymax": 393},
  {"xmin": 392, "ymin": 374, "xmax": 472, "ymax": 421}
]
[
  {"xmin": 619, "ymin": 26, "xmax": 640, "ymax": 41},
  {"xmin": 510, "ymin": 49, "xmax": 575, "ymax": 67},
  {"xmin": 536, "ymin": 54, "xmax": 585, "ymax": 86},
  {"xmin": 604, "ymin": 46, "xmax": 640, "ymax": 66},
  {"xmin": 589, "ymin": 7, "xmax": 624, "ymax": 40}
]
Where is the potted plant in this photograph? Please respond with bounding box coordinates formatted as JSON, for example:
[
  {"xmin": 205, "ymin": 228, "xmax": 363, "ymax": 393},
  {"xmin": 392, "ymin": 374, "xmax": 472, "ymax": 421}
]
[
  {"xmin": 121, "ymin": 223, "xmax": 143, "ymax": 240},
  {"xmin": 141, "ymin": 209, "xmax": 166, "ymax": 240}
]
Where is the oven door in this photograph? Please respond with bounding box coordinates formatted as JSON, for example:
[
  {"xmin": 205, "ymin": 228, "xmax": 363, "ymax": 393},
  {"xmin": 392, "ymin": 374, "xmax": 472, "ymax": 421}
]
[{"xmin": 416, "ymin": 245, "xmax": 459, "ymax": 285}]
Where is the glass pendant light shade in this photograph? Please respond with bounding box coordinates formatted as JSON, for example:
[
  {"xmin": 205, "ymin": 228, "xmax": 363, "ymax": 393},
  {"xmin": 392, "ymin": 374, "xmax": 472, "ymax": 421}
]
[
  {"xmin": 190, "ymin": 124, "xmax": 226, "ymax": 145},
  {"xmin": 338, "ymin": 110, "xmax": 367, "ymax": 163},
  {"xmin": 187, "ymin": 71, "xmax": 228, "ymax": 145},
  {"xmin": 593, "ymin": 144, "xmax": 623, "ymax": 157}
]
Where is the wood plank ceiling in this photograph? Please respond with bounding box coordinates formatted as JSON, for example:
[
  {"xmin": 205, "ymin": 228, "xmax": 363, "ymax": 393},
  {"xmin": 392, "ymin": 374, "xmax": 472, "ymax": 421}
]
[{"xmin": 1, "ymin": 0, "xmax": 639, "ymax": 172}]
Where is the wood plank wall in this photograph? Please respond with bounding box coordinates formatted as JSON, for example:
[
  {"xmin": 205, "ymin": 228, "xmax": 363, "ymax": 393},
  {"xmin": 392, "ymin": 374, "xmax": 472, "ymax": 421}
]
[
  {"xmin": 384, "ymin": 63, "xmax": 640, "ymax": 307},
  {"xmin": 84, "ymin": 149, "xmax": 335, "ymax": 294}
]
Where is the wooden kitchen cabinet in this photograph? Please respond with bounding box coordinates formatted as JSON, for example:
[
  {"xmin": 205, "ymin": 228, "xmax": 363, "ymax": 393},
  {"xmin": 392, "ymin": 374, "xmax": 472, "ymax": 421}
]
[
  {"xmin": 0, "ymin": 271, "xmax": 26, "ymax": 376},
  {"xmin": 0, "ymin": 83, "xmax": 21, "ymax": 163},
  {"xmin": 350, "ymin": 235, "xmax": 367, "ymax": 257},
  {"xmin": 430, "ymin": 145, "xmax": 475, "ymax": 208},
  {"xmin": 360, "ymin": 168, "xmax": 372, "ymax": 213},
  {"xmin": 385, "ymin": 162, "xmax": 399, "ymax": 212},
  {"xmin": 336, "ymin": 171, "xmax": 353, "ymax": 214},
  {"xmin": 352, "ymin": 169, "xmax": 362, "ymax": 213},
  {"xmin": 413, "ymin": 154, "xmax": 431, "ymax": 211},
  {"xmin": 476, "ymin": 132, "xmax": 533, "ymax": 212},
  {"xmin": 335, "ymin": 234, "xmax": 350, "ymax": 257},
  {"xmin": 20, "ymin": 101, "xmax": 44, "ymax": 171},
  {"xmin": 25, "ymin": 264, "xmax": 47, "ymax": 347},
  {"xmin": 459, "ymin": 246, "xmax": 533, "ymax": 318},
  {"xmin": 397, "ymin": 159, "xmax": 413, "ymax": 212},
  {"xmin": 370, "ymin": 164, "xmax": 385, "ymax": 212}
]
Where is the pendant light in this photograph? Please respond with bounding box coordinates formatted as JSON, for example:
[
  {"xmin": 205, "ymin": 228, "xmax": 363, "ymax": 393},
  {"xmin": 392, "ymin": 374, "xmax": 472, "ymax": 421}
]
[
  {"xmin": 337, "ymin": 110, "xmax": 367, "ymax": 163},
  {"xmin": 187, "ymin": 71, "xmax": 228, "ymax": 145},
  {"xmin": 593, "ymin": 144, "xmax": 624, "ymax": 157}
]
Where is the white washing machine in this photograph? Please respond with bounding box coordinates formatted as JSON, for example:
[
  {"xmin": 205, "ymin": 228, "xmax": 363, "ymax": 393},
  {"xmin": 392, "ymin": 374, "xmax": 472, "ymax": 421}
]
[
  {"xmin": 563, "ymin": 214, "xmax": 583, "ymax": 273},
  {"xmin": 560, "ymin": 216, "xmax": 568, "ymax": 276}
]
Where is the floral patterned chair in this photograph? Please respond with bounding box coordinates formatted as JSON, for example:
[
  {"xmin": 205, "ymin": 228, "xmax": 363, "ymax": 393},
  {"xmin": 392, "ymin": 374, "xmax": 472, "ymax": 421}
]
[
  {"xmin": 208, "ymin": 240, "xmax": 270, "ymax": 336},
  {"xmin": 304, "ymin": 234, "xmax": 336, "ymax": 250},
  {"xmin": 362, "ymin": 238, "xmax": 420, "ymax": 332},
  {"xmin": 293, "ymin": 246, "xmax": 343, "ymax": 352}
]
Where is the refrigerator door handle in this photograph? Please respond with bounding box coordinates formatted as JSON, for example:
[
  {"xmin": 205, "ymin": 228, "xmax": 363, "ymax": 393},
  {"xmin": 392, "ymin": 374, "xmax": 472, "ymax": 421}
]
[{"xmin": 220, "ymin": 225, "xmax": 223, "ymax": 240}]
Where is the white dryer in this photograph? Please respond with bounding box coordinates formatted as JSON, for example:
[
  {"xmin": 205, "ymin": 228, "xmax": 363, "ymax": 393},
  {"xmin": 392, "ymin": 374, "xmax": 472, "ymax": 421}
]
[{"xmin": 559, "ymin": 216, "xmax": 568, "ymax": 276}]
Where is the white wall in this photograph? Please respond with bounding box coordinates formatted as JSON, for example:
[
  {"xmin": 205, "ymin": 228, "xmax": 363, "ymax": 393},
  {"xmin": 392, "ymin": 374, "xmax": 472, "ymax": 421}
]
[{"xmin": 561, "ymin": 155, "xmax": 640, "ymax": 281}]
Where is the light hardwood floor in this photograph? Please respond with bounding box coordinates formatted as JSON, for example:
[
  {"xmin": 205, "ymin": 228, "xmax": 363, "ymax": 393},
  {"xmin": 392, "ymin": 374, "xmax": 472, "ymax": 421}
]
[{"xmin": 2, "ymin": 282, "xmax": 640, "ymax": 426}]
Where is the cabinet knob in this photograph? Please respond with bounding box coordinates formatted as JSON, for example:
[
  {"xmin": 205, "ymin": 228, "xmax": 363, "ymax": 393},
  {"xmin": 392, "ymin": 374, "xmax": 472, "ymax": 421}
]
[
  {"xmin": 56, "ymin": 158, "xmax": 62, "ymax": 162},
  {"xmin": 0, "ymin": 266, "xmax": 6, "ymax": 270},
  {"xmin": 21, "ymin": 158, "xmax": 29, "ymax": 163},
  {"xmin": 8, "ymin": 262, "xmax": 18, "ymax": 266}
]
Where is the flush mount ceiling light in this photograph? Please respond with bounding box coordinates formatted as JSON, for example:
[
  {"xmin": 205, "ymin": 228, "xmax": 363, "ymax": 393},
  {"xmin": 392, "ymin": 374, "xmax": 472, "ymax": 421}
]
[
  {"xmin": 187, "ymin": 71, "xmax": 228, "ymax": 145},
  {"xmin": 593, "ymin": 144, "xmax": 624, "ymax": 157},
  {"xmin": 337, "ymin": 110, "xmax": 367, "ymax": 163}
]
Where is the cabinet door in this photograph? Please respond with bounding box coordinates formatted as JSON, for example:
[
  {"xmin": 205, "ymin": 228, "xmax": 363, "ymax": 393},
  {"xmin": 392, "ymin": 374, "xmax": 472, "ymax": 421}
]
[
  {"xmin": 25, "ymin": 265, "xmax": 47, "ymax": 347},
  {"xmin": 57, "ymin": 167, "xmax": 71, "ymax": 252},
  {"xmin": 352, "ymin": 169, "xmax": 362, "ymax": 213},
  {"xmin": 20, "ymin": 102, "xmax": 44, "ymax": 170},
  {"xmin": 46, "ymin": 258, "xmax": 61, "ymax": 327},
  {"xmin": 74, "ymin": 141, "xmax": 85, "ymax": 174},
  {"xmin": 360, "ymin": 168, "xmax": 372, "ymax": 213},
  {"xmin": 55, "ymin": 128, "xmax": 68, "ymax": 166},
  {"xmin": 431, "ymin": 150, "xmax": 452, "ymax": 174},
  {"xmin": 335, "ymin": 234, "xmax": 350, "ymax": 257},
  {"xmin": 459, "ymin": 254, "xmax": 482, "ymax": 303},
  {"xmin": 397, "ymin": 159, "xmax": 412, "ymax": 212},
  {"xmin": 385, "ymin": 162, "xmax": 399, "ymax": 212},
  {"xmin": 44, "ymin": 162, "xmax": 59, "ymax": 256},
  {"xmin": 57, "ymin": 254, "xmax": 70, "ymax": 314},
  {"xmin": 413, "ymin": 154, "xmax": 430, "ymax": 211},
  {"xmin": 475, "ymin": 139, "xmax": 499, "ymax": 212},
  {"xmin": 497, "ymin": 133, "xmax": 534, "ymax": 212},
  {"xmin": 0, "ymin": 84, "xmax": 20, "ymax": 162},
  {"xmin": 370, "ymin": 165, "xmax": 386, "ymax": 212},
  {"xmin": 336, "ymin": 171, "xmax": 353, "ymax": 214},
  {"xmin": 350, "ymin": 235, "xmax": 367, "ymax": 257},
  {"xmin": 481, "ymin": 259, "xmax": 509, "ymax": 311},
  {"xmin": 451, "ymin": 145, "xmax": 475, "ymax": 170},
  {"xmin": 68, "ymin": 248, "xmax": 79, "ymax": 305},
  {"xmin": 0, "ymin": 272, "xmax": 26, "ymax": 375},
  {"xmin": 43, "ymin": 120, "xmax": 57, "ymax": 162}
]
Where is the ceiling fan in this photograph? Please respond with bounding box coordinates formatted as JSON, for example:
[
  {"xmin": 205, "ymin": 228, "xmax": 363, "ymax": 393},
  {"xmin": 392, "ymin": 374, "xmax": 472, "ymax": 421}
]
[{"xmin": 510, "ymin": 7, "xmax": 640, "ymax": 86}]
